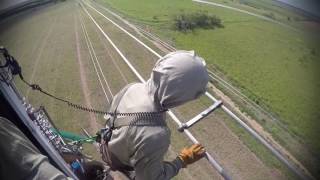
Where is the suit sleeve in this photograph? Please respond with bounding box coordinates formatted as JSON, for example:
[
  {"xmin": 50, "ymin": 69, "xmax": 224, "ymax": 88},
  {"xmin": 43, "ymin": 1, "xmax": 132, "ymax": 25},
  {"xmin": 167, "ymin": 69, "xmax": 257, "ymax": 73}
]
[
  {"xmin": 134, "ymin": 143, "xmax": 183, "ymax": 180},
  {"xmin": 0, "ymin": 117, "xmax": 69, "ymax": 180}
]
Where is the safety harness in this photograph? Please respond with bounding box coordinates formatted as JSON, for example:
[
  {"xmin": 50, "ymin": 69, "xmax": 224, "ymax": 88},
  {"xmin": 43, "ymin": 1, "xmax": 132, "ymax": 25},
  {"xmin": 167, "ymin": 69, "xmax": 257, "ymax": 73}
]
[
  {"xmin": 105, "ymin": 83, "xmax": 167, "ymax": 129},
  {"xmin": 100, "ymin": 83, "xmax": 166, "ymax": 172}
]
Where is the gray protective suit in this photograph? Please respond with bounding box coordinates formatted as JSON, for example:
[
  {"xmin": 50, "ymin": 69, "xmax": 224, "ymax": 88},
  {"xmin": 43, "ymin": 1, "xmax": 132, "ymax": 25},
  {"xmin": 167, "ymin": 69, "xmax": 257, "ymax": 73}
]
[
  {"xmin": 106, "ymin": 50, "xmax": 209, "ymax": 180},
  {"xmin": 0, "ymin": 117, "xmax": 69, "ymax": 180}
]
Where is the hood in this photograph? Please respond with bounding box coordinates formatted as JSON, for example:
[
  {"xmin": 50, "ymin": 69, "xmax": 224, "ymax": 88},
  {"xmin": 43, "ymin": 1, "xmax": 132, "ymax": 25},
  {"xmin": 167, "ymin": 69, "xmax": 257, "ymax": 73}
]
[{"xmin": 146, "ymin": 50, "xmax": 209, "ymax": 110}]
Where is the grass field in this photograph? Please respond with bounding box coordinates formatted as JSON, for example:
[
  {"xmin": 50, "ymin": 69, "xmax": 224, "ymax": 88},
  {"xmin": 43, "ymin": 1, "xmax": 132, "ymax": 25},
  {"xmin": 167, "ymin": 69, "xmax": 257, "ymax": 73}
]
[
  {"xmin": 1, "ymin": 0, "xmax": 318, "ymax": 179},
  {"xmin": 84, "ymin": 3, "xmax": 294, "ymax": 178},
  {"xmin": 0, "ymin": 2, "xmax": 105, "ymax": 158},
  {"xmin": 207, "ymin": 0, "xmax": 309, "ymax": 23},
  {"xmin": 0, "ymin": 2, "xmax": 227, "ymax": 179},
  {"xmin": 98, "ymin": 0, "xmax": 320, "ymax": 177}
]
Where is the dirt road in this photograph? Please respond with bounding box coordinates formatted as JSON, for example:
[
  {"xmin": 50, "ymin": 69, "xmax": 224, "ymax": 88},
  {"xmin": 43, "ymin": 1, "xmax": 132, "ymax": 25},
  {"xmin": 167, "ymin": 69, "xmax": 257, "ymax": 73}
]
[{"xmin": 74, "ymin": 14, "xmax": 99, "ymax": 132}]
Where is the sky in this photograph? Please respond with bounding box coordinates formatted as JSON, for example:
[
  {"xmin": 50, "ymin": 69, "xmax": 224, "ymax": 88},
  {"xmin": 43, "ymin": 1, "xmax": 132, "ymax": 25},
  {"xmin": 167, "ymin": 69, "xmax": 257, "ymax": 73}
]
[
  {"xmin": 0, "ymin": 0, "xmax": 29, "ymax": 12},
  {"xmin": 276, "ymin": 0, "xmax": 320, "ymax": 17}
]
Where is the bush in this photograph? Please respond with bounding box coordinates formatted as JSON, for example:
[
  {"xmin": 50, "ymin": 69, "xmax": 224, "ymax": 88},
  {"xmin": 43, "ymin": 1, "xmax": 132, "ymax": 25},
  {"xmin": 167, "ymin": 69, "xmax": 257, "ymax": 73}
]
[
  {"xmin": 174, "ymin": 12, "xmax": 223, "ymax": 32},
  {"xmin": 263, "ymin": 12, "xmax": 276, "ymax": 20}
]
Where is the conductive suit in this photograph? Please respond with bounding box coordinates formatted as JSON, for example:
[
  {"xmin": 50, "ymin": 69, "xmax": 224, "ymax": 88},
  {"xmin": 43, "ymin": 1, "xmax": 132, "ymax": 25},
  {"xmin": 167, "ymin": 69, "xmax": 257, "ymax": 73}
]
[
  {"xmin": 0, "ymin": 117, "xmax": 69, "ymax": 180},
  {"xmin": 104, "ymin": 50, "xmax": 209, "ymax": 180}
]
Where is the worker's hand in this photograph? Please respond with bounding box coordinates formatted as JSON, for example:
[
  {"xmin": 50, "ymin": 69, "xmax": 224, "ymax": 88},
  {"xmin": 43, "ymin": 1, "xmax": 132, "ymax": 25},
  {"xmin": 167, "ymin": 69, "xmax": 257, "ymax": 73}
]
[{"xmin": 178, "ymin": 144, "xmax": 206, "ymax": 168}]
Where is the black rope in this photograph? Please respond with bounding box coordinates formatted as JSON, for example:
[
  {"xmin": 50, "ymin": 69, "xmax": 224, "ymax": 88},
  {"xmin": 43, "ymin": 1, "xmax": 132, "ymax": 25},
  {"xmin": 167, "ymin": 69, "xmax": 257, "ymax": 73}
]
[
  {"xmin": 19, "ymin": 77, "xmax": 166, "ymax": 116},
  {"xmin": 0, "ymin": 47, "xmax": 166, "ymax": 117}
]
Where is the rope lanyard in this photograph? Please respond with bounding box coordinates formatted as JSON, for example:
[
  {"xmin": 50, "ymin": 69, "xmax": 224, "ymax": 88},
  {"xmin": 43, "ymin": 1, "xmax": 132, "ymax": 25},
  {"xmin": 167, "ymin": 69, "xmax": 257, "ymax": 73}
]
[{"xmin": 0, "ymin": 47, "xmax": 166, "ymax": 117}]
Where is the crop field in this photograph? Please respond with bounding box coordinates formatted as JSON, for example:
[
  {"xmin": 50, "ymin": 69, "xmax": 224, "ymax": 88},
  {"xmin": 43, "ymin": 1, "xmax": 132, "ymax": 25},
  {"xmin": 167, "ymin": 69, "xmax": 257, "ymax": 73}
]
[
  {"xmin": 96, "ymin": 0, "xmax": 320, "ymax": 177},
  {"xmin": 0, "ymin": 0, "xmax": 318, "ymax": 179},
  {"xmin": 206, "ymin": 0, "xmax": 308, "ymax": 23}
]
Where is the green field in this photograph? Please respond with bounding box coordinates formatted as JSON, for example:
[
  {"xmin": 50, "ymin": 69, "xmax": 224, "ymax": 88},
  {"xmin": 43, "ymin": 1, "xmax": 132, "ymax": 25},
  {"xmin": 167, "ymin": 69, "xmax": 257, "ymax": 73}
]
[
  {"xmin": 1, "ymin": 0, "xmax": 319, "ymax": 178},
  {"xmin": 99, "ymin": 0, "xmax": 320, "ymax": 177},
  {"xmin": 207, "ymin": 0, "xmax": 309, "ymax": 22}
]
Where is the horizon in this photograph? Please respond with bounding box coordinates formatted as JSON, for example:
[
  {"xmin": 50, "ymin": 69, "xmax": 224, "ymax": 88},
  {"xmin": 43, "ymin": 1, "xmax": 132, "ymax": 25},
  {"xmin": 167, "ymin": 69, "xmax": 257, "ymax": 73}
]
[{"xmin": 276, "ymin": 0, "xmax": 320, "ymax": 17}]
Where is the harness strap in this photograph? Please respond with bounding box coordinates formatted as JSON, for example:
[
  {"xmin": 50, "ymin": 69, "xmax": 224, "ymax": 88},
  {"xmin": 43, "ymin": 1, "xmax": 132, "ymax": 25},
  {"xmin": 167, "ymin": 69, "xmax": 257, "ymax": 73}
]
[
  {"xmin": 109, "ymin": 83, "xmax": 166, "ymax": 129},
  {"xmin": 107, "ymin": 83, "xmax": 134, "ymax": 128},
  {"xmin": 113, "ymin": 113, "xmax": 166, "ymax": 128}
]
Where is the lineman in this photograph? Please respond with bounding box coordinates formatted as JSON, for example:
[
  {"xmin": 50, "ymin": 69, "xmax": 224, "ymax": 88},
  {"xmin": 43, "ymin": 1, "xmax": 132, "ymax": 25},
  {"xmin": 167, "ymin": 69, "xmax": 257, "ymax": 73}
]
[{"xmin": 101, "ymin": 50, "xmax": 209, "ymax": 180}]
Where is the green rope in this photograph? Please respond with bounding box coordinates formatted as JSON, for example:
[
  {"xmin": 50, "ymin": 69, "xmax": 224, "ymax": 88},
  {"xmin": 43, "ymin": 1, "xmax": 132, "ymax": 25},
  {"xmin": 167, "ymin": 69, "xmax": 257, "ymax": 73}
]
[{"xmin": 51, "ymin": 128, "xmax": 96, "ymax": 144}]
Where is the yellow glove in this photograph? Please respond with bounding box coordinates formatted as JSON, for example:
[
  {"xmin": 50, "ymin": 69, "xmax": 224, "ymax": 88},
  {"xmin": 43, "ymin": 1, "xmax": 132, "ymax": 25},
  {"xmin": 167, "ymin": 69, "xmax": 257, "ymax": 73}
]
[{"xmin": 178, "ymin": 144, "xmax": 206, "ymax": 168}]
